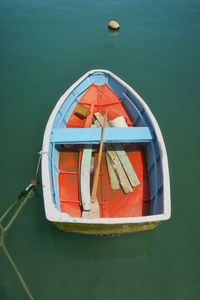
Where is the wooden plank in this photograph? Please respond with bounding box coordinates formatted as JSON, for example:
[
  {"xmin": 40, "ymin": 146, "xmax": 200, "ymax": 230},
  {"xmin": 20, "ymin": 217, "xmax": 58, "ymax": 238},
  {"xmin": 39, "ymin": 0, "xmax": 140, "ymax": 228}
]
[
  {"xmin": 82, "ymin": 116, "xmax": 107, "ymax": 218},
  {"xmin": 112, "ymin": 143, "xmax": 140, "ymax": 187},
  {"xmin": 94, "ymin": 112, "xmax": 109, "ymax": 127},
  {"xmin": 94, "ymin": 112, "xmax": 140, "ymax": 188},
  {"xmin": 95, "ymin": 112, "xmax": 133, "ymax": 192},
  {"xmin": 95, "ymin": 115, "xmax": 121, "ymax": 191},
  {"xmin": 106, "ymin": 153, "xmax": 120, "ymax": 190},
  {"xmin": 106, "ymin": 144, "xmax": 133, "ymax": 193}
]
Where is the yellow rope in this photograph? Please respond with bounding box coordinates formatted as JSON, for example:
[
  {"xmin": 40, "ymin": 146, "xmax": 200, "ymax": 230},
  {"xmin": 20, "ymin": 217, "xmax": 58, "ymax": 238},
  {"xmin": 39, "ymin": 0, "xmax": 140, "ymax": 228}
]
[
  {"xmin": 4, "ymin": 189, "xmax": 34, "ymax": 233},
  {"xmin": 0, "ymin": 198, "xmax": 19, "ymax": 223},
  {"xmin": 0, "ymin": 154, "xmax": 42, "ymax": 299},
  {"xmin": 0, "ymin": 223, "xmax": 34, "ymax": 300}
]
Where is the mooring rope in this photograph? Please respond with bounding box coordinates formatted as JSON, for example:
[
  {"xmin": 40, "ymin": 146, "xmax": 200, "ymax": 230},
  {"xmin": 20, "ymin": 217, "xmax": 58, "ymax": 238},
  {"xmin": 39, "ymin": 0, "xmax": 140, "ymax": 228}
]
[
  {"xmin": 0, "ymin": 152, "xmax": 42, "ymax": 300},
  {"xmin": 0, "ymin": 198, "xmax": 19, "ymax": 223},
  {"xmin": 4, "ymin": 189, "xmax": 35, "ymax": 233},
  {"xmin": 0, "ymin": 222, "xmax": 34, "ymax": 300},
  {"xmin": 34, "ymin": 152, "xmax": 42, "ymax": 179}
]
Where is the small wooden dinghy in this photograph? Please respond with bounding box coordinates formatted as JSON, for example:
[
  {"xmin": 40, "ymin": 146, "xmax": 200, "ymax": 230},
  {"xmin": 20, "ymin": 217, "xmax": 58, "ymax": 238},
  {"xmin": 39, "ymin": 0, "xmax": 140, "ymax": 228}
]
[{"xmin": 41, "ymin": 70, "xmax": 171, "ymax": 234}]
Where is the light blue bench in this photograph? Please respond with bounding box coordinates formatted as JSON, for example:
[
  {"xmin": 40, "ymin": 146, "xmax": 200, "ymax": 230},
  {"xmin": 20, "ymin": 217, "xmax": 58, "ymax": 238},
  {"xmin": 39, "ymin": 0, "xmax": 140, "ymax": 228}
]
[{"xmin": 50, "ymin": 127, "xmax": 153, "ymax": 144}]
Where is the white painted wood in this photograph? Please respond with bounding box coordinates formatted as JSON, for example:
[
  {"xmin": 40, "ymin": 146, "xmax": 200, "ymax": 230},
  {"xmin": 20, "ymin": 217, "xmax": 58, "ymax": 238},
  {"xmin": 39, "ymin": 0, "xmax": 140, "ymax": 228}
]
[
  {"xmin": 82, "ymin": 116, "xmax": 107, "ymax": 218},
  {"xmin": 80, "ymin": 145, "xmax": 93, "ymax": 211},
  {"xmin": 94, "ymin": 112, "xmax": 107, "ymax": 127},
  {"xmin": 41, "ymin": 69, "xmax": 171, "ymax": 224},
  {"xmin": 81, "ymin": 124, "xmax": 98, "ymax": 211},
  {"xmin": 110, "ymin": 116, "xmax": 128, "ymax": 128}
]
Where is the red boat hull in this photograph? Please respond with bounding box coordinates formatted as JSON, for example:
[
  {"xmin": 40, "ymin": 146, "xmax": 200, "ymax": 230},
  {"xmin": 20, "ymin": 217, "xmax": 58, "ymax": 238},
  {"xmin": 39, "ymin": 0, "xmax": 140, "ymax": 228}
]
[{"xmin": 58, "ymin": 84, "xmax": 150, "ymax": 218}]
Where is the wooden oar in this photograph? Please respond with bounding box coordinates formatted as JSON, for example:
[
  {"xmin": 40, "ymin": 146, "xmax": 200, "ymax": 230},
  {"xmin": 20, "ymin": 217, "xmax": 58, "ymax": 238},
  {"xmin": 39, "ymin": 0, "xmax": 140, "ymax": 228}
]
[
  {"xmin": 82, "ymin": 114, "xmax": 107, "ymax": 218},
  {"xmin": 94, "ymin": 112, "xmax": 140, "ymax": 188},
  {"xmin": 91, "ymin": 114, "xmax": 107, "ymax": 203}
]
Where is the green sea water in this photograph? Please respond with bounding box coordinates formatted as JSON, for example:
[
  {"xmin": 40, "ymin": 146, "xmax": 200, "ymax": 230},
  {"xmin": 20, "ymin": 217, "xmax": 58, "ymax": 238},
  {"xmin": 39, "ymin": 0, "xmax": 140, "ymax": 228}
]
[{"xmin": 0, "ymin": 0, "xmax": 200, "ymax": 299}]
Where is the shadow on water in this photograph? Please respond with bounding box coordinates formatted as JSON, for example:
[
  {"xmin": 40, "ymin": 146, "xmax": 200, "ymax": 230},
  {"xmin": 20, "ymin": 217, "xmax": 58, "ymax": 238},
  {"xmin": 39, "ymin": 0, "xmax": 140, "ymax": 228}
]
[
  {"xmin": 32, "ymin": 190, "xmax": 157, "ymax": 264},
  {"xmin": 107, "ymin": 28, "xmax": 120, "ymax": 37},
  {"xmin": 47, "ymin": 218, "xmax": 157, "ymax": 263}
]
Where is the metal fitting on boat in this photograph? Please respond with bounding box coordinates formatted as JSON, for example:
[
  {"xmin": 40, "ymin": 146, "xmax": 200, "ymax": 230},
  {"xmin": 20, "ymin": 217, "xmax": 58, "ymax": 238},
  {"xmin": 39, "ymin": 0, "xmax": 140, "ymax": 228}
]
[{"xmin": 30, "ymin": 179, "xmax": 39, "ymax": 187}]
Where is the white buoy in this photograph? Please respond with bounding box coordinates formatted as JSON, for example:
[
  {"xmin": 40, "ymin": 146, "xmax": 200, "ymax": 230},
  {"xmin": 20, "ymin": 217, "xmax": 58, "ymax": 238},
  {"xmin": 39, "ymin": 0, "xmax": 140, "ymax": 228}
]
[{"xmin": 108, "ymin": 20, "xmax": 120, "ymax": 30}]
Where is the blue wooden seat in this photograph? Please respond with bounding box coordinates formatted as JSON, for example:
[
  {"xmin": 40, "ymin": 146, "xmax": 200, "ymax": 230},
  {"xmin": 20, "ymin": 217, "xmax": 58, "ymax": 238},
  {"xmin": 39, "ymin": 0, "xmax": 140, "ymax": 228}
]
[{"xmin": 50, "ymin": 127, "xmax": 153, "ymax": 144}]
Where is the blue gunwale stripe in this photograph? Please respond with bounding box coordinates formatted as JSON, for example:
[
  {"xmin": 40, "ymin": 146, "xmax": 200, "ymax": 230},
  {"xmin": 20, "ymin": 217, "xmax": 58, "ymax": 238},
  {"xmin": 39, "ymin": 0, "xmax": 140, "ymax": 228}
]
[
  {"xmin": 57, "ymin": 82, "xmax": 92, "ymax": 128},
  {"xmin": 50, "ymin": 75, "xmax": 161, "ymax": 214},
  {"xmin": 51, "ymin": 143, "xmax": 60, "ymax": 210},
  {"xmin": 121, "ymin": 91, "xmax": 158, "ymax": 215},
  {"xmin": 122, "ymin": 93, "xmax": 144, "ymax": 125}
]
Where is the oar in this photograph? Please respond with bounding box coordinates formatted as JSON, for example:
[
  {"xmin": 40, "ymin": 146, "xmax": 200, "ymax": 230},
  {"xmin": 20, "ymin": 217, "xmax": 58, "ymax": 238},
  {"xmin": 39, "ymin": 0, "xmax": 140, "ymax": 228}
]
[
  {"xmin": 82, "ymin": 114, "xmax": 107, "ymax": 218},
  {"xmin": 91, "ymin": 114, "xmax": 107, "ymax": 203}
]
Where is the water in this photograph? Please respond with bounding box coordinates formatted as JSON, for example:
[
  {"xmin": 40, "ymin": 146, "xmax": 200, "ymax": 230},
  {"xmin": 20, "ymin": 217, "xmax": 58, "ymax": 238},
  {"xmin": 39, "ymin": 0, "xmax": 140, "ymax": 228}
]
[{"xmin": 0, "ymin": 0, "xmax": 200, "ymax": 299}]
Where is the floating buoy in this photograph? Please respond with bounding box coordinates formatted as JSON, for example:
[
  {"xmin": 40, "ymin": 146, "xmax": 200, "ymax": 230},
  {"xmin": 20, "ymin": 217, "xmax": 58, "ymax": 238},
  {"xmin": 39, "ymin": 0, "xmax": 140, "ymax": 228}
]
[{"xmin": 108, "ymin": 20, "xmax": 120, "ymax": 30}]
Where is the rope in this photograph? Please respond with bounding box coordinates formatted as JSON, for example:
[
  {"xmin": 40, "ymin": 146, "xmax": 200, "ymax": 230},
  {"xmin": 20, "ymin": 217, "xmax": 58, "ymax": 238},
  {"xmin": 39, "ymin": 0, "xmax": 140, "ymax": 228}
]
[
  {"xmin": 0, "ymin": 223, "xmax": 34, "ymax": 300},
  {"xmin": 0, "ymin": 199, "xmax": 19, "ymax": 223},
  {"xmin": 0, "ymin": 152, "xmax": 42, "ymax": 300},
  {"xmin": 4, "ymin": 189, "xmax": 34, "ymax": 233},
  {"xmin": 34, "ymin": 152, "xmax": 42, "ymax": 179}
]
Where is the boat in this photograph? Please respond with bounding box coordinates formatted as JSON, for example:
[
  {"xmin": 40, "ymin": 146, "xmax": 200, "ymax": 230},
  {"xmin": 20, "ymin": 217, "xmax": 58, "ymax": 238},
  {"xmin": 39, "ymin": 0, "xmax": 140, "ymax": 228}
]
[{"xmin": 41, "ymin": 69, "xmax": 171, "ymax": 235}]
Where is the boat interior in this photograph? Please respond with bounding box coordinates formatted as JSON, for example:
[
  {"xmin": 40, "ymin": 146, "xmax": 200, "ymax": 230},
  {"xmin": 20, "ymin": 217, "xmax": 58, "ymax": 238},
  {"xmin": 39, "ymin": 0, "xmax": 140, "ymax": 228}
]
[{"xmin": 49, "ymin": 72, "xmax": 164, "ymax": 218}]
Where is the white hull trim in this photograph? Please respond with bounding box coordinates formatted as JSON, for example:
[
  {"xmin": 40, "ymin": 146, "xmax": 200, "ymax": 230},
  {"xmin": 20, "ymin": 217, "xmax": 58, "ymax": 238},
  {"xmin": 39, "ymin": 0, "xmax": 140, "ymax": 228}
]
[{"xmin": 41, "ymin": 69, "xmax": 171, "ymax": 224}]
